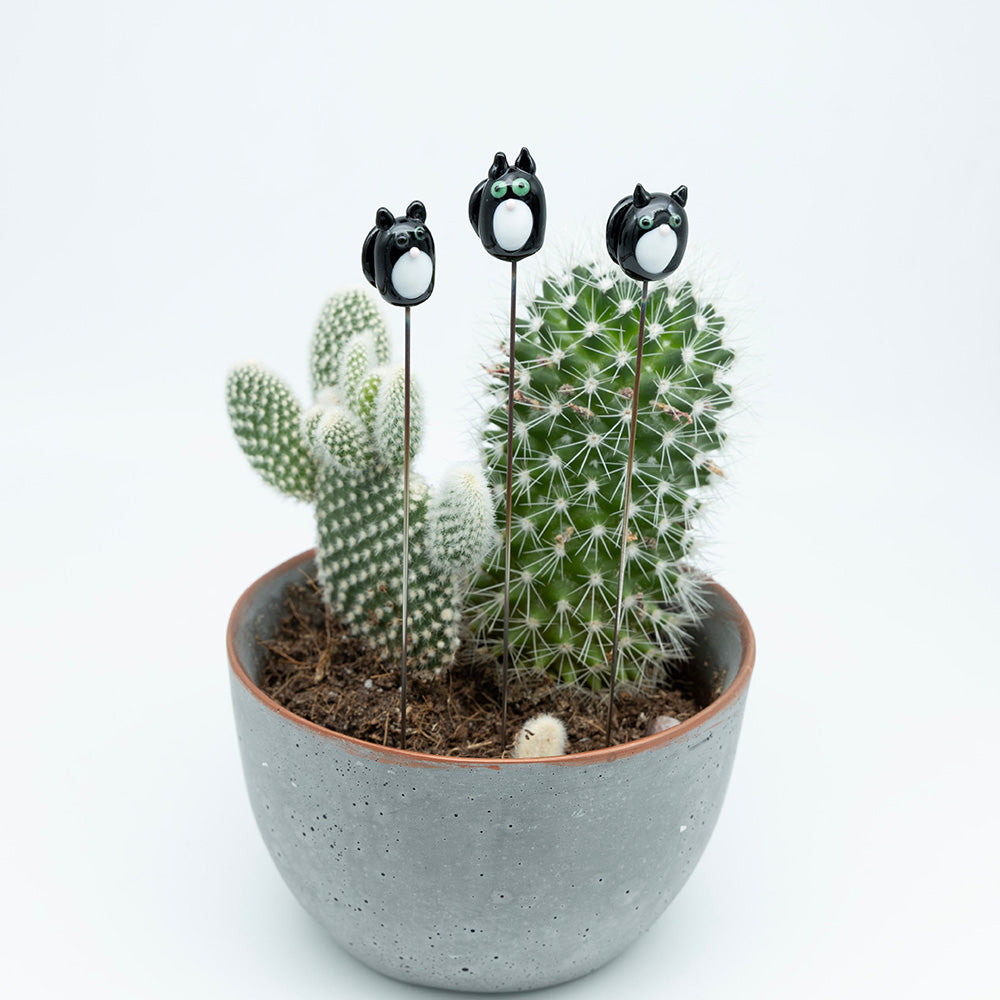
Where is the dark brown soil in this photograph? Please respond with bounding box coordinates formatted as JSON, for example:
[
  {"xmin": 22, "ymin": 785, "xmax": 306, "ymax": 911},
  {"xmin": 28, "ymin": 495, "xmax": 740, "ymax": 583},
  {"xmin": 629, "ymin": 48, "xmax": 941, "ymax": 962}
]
[{"xmin": 256, "ymin": 576, "xmax": 709, "ymax": 758}]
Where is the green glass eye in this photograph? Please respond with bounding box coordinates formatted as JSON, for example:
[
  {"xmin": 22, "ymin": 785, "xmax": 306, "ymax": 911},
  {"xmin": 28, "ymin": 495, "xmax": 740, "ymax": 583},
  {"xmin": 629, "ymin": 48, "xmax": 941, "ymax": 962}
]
[
  {"xmin": 512, "ymin": 177, "xmax": 530, "ymax": 196},
  {"xmin": 669, "ymin": 213, "xmax": 682, "ymax": 229},
  {"xmin": 490, "ymin": 180, "xmax": 508, "ymax": 199},
  {"xmin": 638, "ymin": 215, "xmax": 654, "ymax": 230},
  {"xmin": 414, "ymin": 225, "xmax": 426, "ymax": 241}
]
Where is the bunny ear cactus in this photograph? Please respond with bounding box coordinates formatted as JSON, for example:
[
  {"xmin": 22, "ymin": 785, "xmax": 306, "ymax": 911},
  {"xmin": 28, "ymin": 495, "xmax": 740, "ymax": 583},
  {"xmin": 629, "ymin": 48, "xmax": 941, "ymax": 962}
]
[
  {"xmin": 227, "ymin": 289, "xmax": 493, "ymax": 671},
  {"xmin": 467, "ymin": 260, "xmax": 734, "ymax": 692}
]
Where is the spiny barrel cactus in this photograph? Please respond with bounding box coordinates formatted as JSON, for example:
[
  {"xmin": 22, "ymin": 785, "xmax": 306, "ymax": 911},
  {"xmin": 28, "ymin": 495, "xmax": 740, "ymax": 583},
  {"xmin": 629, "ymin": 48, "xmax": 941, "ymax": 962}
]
[
  {"xmin": 467, "ymin": 260, "xmax": 734, "ymax": 692},
  {"xmin": 227, "ymin": 289, "xmax": 493, "ymax": 670}
]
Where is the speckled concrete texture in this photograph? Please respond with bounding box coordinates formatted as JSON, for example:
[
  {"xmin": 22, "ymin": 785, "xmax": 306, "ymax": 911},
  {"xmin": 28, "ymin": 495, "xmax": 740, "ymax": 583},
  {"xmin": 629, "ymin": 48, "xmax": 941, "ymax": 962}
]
[{"xmin": 228, "ymin": 551, "xmax": 755, "ymax": 992}]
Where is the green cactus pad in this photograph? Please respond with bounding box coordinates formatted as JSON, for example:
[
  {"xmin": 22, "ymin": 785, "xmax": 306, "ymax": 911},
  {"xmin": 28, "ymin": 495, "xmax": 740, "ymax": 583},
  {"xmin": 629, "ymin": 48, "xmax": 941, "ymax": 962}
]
[
  {"xmin": 226, "ymin": 365, "xmax": 317, "ymax": 502},
  {"xmin": 310, "ymin": 289, "xmax": 390, "ymax": 397},
  {"xmin": 228, "ymin": 290, "xmax": 491, "ymax": 671}
]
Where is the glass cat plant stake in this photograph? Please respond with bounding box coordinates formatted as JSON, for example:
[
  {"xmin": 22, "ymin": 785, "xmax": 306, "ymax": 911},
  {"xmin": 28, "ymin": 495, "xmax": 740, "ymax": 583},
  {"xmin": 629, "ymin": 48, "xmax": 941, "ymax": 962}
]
[
  {"xmin": 469, "ymin": 148, "xmax": 546, "ymax": 752},
  {"xmin": 362, "ymin": 200, "xmax": 435, "ymax": 750},
  {"xmin": 604, "ymin": 182, "xmax": 689, "ymax": 745}
]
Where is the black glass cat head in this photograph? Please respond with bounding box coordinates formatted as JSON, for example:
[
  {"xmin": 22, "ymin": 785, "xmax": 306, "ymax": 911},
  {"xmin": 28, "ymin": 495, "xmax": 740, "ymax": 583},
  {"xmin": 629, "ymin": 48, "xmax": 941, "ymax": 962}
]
[
  {"xmin": 362, "ymin": 200, "xmax": 435, "ymax": 307},
  {"xmin": 468, "ymin": 147, "xmax": 546, "ymax": 262},
  {"xmin": 606, "ymin": 183, "xmax": 689, "ymax": 282}
]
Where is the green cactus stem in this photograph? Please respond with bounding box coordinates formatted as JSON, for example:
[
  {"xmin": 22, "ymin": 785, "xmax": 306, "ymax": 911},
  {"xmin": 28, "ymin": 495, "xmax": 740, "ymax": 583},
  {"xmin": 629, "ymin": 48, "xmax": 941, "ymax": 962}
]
[{"xmin": 467, "ymin": 260, "xmax": 734, "ymax": 692}]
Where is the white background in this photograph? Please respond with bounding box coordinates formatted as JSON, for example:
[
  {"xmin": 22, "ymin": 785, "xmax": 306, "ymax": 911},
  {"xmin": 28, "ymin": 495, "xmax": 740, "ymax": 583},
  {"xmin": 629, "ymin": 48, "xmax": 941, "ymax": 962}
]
[{"xmin": 2, "ymin": 1, "xmax": 997, "ymax": 996}]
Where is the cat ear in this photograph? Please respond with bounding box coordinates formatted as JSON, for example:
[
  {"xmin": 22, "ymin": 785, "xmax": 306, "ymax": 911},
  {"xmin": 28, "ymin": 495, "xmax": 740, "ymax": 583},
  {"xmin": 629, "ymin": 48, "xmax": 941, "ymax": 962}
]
[
  {"xmin": 671, "ymin": 184, "xmax": 688, "ymax": 207},
  {"xmin": 632, "ymin": 183, "xmax": 651, "ymax": 208},
  {"xmin": 515, "ymin": 146, "xmax": 536, "ymax": 173},
  {"xmin": 376, "ymin": 207, "xmax": 394, "ymax": 231},
  {"xmin": 488, "ymin": 151, "xmax": 509, "ymax": 179},
  {"xmin": 406, "ymin": 200, "xmax": 426, "ymax": 222}
]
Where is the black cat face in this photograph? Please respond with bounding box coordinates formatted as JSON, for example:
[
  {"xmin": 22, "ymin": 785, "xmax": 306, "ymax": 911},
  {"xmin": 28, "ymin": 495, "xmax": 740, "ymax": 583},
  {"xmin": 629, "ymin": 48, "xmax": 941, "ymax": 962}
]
[
  {"xmin": 606, "ymin": 183, "xmax": 689, "ymax": 282},
  {"xmin": 468, "ymin": 147, "xmax": 546, "ymax": 262},
  {"xmin": 362, "ymin": 200, "xmax": 435, "ymax": 306}
]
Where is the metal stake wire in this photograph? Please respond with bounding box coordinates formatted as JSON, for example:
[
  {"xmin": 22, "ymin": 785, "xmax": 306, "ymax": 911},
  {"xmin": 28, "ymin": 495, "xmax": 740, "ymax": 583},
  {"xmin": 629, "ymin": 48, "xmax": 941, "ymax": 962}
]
[
  {"xmin": 606, "ymin": 280, "xmax": 648, "ymax": 746},
  {"xmin": 501, "ymin": 261, "xmax": 517, "ymax": 753},
  {"xmin": 400, "ymin": 305, "xmax": 411, "ymax": 750}
]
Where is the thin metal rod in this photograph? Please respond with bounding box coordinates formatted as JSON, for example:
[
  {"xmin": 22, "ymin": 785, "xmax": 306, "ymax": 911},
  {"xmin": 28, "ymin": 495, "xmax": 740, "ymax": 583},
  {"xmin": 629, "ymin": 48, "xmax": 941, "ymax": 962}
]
[
  {"xmin": 501, "ymin": 260, "xmax": 516, "ymax": 753},
  {"xmin": 606, "ymin": 280, "xmax": 648, "ymax": 747},
  {"xmin": 400, "ymin": 305, "xmax": 411, "ymax": 750}
]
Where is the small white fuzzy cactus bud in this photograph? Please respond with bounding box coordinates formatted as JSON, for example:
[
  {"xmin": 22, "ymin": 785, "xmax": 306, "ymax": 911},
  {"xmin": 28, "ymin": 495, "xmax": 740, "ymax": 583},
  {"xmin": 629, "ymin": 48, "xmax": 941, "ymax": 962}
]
[
  {"xmin": 310, "ymin": 288, "xmax": 390, "ymax": 396},
  {"xmin": 428, "ymin": 464, "xmax": 494, "ymax": 574},
  {"xmin": 511, "ymin": 714, "xmax": 567, "ymax": 759},
  {"xmin": 339, "ymin": 332, "xmax": 375, "ymax": 410},
  {"xmin": 374, "ymin": 365, "xmax": 423, "ymax": 465},
  {"xmin": 355, "ymin": 369, "xmax": 383, "ymax": 428},
  {"xmin": 300, "ymin": 403, "xmax": 325, "ymax": 444},
  {"xmin": 314, "ymin": 408, "xmax": 370, "ymax": 470}
]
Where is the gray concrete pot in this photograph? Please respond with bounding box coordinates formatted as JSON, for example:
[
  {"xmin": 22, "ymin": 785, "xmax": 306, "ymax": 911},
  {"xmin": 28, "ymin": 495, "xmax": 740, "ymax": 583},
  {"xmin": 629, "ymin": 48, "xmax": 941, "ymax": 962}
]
[{"xmin": 227, "ymin": 549, "xmax": 755, "ymax": 993}]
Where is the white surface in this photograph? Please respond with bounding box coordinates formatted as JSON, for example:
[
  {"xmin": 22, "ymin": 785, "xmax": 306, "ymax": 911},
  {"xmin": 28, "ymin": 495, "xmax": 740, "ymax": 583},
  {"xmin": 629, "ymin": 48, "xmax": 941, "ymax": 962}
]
[{"xmin": 1, "ymin": 1, "xmax": 997, "ymax": 997}]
